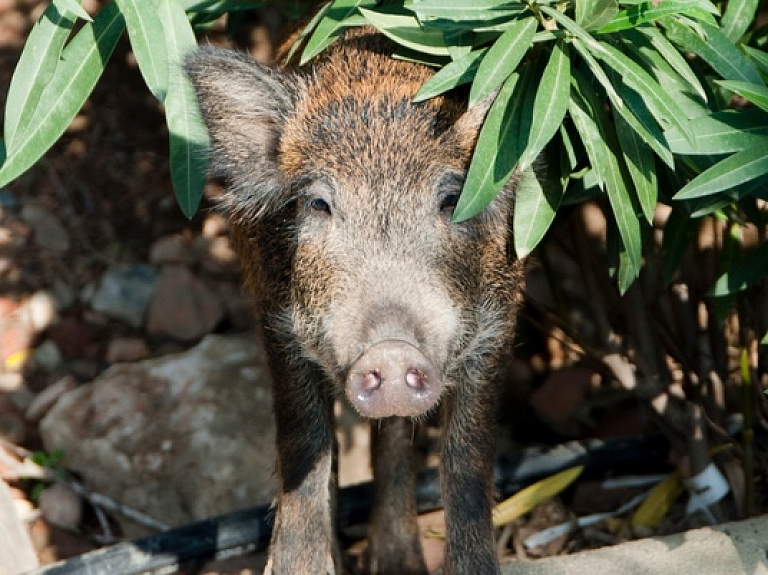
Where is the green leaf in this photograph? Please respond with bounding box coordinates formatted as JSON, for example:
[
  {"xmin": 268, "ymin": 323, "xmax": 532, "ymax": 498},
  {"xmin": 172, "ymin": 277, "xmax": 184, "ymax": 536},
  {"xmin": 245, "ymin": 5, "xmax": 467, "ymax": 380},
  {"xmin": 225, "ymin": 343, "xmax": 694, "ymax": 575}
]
[
  {"xmin": 301, "ymin": 0, "xmax": 374, "ymax": 65},
  {"xmin": 662, "ymin": 18, "xmax": 763, "ymax": 85},
  {"xmin": 576, "ymin": 0, "xmax": 618, "ymax": 30},
  {"xmin": 626, "ymin": 27, "xmax": 707, "ymax": 110},
  {"xmin": 409, "ymin": 0, "xmax": 525, "ymax": 27},
  {"xmin": 716, "ymin": 81, "xmax": 768, "ymax": 113},
  {"xmin": 720, "ymin": 0, "xmax": 759, "ymax": 43},
  {"xmin": 360, "ymin": 7, "xmax": 450, "ymax": 56},
  {"xmin": 661, "ymin": 206, "xmax": 700, "ymax": 283},
  {"xmin": 468, "ymin": 17, "xmax": 536, "ymax": 107},
  {"xmin": 117, "ymin": 0, "xmax": 168, "ymax": 102},
  {"xmin": 414, "ymin": 48, "xmax": 487, "ymax": 102},
  {"xmin": 453, "ymin": 70, "xmax": 522, "ymax": 222},
  {"xmin": 0, "ymin": 2, "xmax": 125, "ymax": 188},
  {"xmin": 708, "ymin": 241, "xmax": 768, "ymax": 296},
  {"xmin": 615, "ymin": 108, "xmax": 657, "ymax": 223},
  {"xmin": 181, "ymin": 0, "xmax": 265, "ymax": 11},
  {"xmin": 570, "ymin": 76, "xmax": 642, "ymax": 291},
  {"xmin": 743, "ymin": 45, "xmax": 768, "ymax": 75},
  {"xmin": 675, "ymin": 144, "xmax": 768, "ymax": 200},
  {"xmin": 57, "ymin": 0, "xmax": 92, "ymax": 21},
  {"xmin": 518, "ymin": 39, "xmax": 570, "ymax": 171},
  {"xmin": 513, "ymin": 164, "xmax": 563, "ymax": 258},
  {"xmin": 541, "ymin": 6, "xmax": 694, "ymax": 145},
  {"xmin": 159, "ymin": 0, "xmax": 210, "ymax": 218},
  {"xmin": 3, "ymin": 2, "xmax": 75, "ymax": 151},
  {"xmin": 571, "ymin": 39, "xmax": 674, "ymax": 168},
  {"xmin": 664, "ymin": 109, "xmax": 768, "ymax": 155},
  {"xmin": 596, "ymin": 1, "xmax": 711, "ymax": 34}
]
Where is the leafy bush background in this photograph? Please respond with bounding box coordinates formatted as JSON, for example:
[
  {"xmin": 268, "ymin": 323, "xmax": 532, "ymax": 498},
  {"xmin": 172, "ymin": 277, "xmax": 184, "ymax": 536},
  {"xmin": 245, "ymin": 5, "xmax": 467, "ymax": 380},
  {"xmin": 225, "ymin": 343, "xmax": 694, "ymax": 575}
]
[{"xmin": 2, "ymin": 0, "xmax": 767, "ymax": 525}]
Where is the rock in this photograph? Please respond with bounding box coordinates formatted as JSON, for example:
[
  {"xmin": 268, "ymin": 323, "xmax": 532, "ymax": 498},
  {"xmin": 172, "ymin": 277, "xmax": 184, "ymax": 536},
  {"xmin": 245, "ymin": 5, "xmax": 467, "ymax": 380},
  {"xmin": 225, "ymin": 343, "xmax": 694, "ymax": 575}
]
[
  {"xmin": 31, "ymin": 339, "xmax": 63, "ymax": 372},
  {"xmin": 0, "ymin": 479, "xmax": 38, "ymax": 575},
  {"xmin": 38, "ymin": 483, "xmax": 82, "ymax": 531},
  {"xmin": 146, "ymin": 265, "xmax": 225, "ymax": 341},
  {"xmin": 20, "ymin": 204, "xmax": 70, "ymax": 252},
  {"xmin": 39, "ymin": 334, "xmax": 276, "ymax": 537},
  {"xmin": 26, "ymin": 375, "xmax": 78, "ymax": 422},
  {"xmin": 106, "ymin": 337, "xmax": 150, "ymax": 363},
  {"xmin": 90, "ymin": 264, "xmax": 159, "ymax": 327}
]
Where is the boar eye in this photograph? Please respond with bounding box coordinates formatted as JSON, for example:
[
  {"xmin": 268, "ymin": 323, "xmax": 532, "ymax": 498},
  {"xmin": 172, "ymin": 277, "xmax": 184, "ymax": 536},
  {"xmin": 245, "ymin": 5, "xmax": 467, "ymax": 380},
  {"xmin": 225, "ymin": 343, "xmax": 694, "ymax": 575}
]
[
  {"xmin": 440, "ymin": 193, "xmax": 460, "ymax": 214},
  {"xmin": 309, "ymin": 197, "xmax": 332, "ymax": 215}
]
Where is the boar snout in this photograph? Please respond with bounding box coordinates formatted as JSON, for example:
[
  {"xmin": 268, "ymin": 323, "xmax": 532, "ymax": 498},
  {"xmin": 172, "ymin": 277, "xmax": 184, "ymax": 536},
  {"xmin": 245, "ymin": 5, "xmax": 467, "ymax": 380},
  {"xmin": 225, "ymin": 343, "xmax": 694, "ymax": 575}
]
[{"xmin": 345, "ymin": 339, "xmax": 442, "ymax": 418}]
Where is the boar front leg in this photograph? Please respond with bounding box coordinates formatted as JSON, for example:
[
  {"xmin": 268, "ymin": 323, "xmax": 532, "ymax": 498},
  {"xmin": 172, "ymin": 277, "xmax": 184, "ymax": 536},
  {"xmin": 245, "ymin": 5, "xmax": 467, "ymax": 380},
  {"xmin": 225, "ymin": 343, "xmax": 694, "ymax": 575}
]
[
  {"xmin": 368, "ymin": 418, "xmax": 428, "ymax": 575},
  {"xmin": 266, "ymin": 350, "xmax": 338, "ymax": 575},
  {"xmin": 441, "ymin": 380, "xmax": 501, "ymax": 575}
]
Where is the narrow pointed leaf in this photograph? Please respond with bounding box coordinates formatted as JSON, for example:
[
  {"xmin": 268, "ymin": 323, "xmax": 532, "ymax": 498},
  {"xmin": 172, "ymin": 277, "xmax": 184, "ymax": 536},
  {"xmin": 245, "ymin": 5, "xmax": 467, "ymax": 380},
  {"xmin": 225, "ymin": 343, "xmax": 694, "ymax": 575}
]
[
  {"xmin": 675, "ymin": 144, "xmax": 768, "ymax": 200},
  {"xmin": 716, "ymin": 81, "xmax": 768, "ymax": 113},
  {"xmin": 513, "ymin": 165, "xmax": 563, "ymax": 258},
  {"xmin": 664, "ymin": 109, "xmax": 768, "ymax": 155},
  {"xmin": 614, "ymin": 109, "xmax": 657, "ymax": 223},
  {"xmin": 631, "ymin": 26, "xmax": 707, "ymax": 104},
  {"xmin": 575, "ymin": 0, "xmax": 618, "ymax": 30},
  {"xmin": 160, "ymin": 0, "xmax": 210, "ymax": 218},
  {"xmin": 631, "ymin": 473, "xmax": 684, "ymax": 529},
  {"xmin": 0, "ymin": 3, "xmax": 125, "ymax": 188},
  {"xmin": 414, "ymin": 48, "xmax": 487, "ymax": 102},
  {"xmin": 57, "ymin": 0, "xmax": 92, "ymax": 21},
  {"xmin": 571, "ymin": 39, "xmax": 674, "ymax": 168},
  {"xmin": 518, "ymin": 40, "xmax": 570, "ymax": 171},
  {"xmin": 468, "ymin": 17, "xmax": 536, "ymax": 107},
  {"xmin": 360, "ymin": 8, "xmax": 450, "ymax": 56},
  {"xmin": 453, "ymin": 71, "xmax": 521, "ymax": 222},
  {"xmin": 570, "ymin": 79, "xmax": 642, "ymax": 291},
  {"xmin": 662, "ymin": 18, "xmax": 762, "ymax": 85},
  {"xmin": 4, "ymin": 2, "xmax": 75, "ymax": 150},
  {"xmin": 301, "ymin": 0, "xmax": 373, "ymax": 65},
  {"xmin": 117, "ymin": 0, "xmax": 169, "ymax": 101},
  {"xmin": 596, "ymin": 1, "xmax": 711, "ymax": 34},
  {"xmin": 541, "ymin": 6, "xmax": 693, "ymax": 145},
  {"xmin": 492, "ymin": 466, "xmax": 584, "ymax": 527},
  {"xmin": 720, "ymin": 0, "xmax": 759, "ymax": 42}
]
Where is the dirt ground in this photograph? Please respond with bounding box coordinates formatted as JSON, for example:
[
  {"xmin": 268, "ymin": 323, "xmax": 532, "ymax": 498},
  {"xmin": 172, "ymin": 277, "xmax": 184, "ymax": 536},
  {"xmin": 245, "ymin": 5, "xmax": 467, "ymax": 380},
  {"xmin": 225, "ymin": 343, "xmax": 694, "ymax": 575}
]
[{"xmin": 1, "ymin": 2, "xmax": 766, "ymax": 575}]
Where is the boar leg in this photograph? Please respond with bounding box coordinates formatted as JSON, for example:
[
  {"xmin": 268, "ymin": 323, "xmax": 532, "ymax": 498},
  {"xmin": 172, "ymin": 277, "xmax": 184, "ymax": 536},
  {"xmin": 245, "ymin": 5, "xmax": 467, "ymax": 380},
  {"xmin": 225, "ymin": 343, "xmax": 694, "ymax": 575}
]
[
  {"xmin": 267, "ymin": 351, "xmax": 338, "ymax": 575},
  {"xmin": 441, "ymin": 383, "xmax": 501, "ymax": 575},
  {"xmin": 368, "ymin": 418, "xmax": 428, "ymax": 575}
]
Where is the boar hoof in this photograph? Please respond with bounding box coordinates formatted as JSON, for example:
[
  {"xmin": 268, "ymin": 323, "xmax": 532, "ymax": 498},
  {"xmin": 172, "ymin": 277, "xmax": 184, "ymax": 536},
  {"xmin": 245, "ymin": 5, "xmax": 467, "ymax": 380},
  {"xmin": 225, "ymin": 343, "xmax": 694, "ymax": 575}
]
[{"xmin": 345, "ymin": 340, "xmax": 441, "ymax": 418}]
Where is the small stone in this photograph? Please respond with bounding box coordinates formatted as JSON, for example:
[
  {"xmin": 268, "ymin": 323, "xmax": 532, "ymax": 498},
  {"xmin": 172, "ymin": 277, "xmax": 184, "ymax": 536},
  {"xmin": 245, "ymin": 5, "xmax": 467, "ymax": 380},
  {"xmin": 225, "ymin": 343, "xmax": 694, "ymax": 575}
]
[
  {"xmin": 106, "ymin": 337, "xmax": 150, "ymax": 363},
  {"xmin": 90, "ymin": 264, "xmax": 159, "ymax": 327},
  {"xmin": 20, "ymin": 204, "xmax": 70, "ymax": 252},
  {"xmin": 31, "ymin": 340, "xmax": 63, "ymax": 373},
  {"xmin": 0, "ymin": 410, "xmax": 25, "ymax": 443},
  {"xmin": 146, "ymin": 266, "xmax": 225, "ymax": 341},
  {"xmin": 26, "ymin": 375, "xmax": 78, "ymax": 422},
  {"xmin": 38, "ymin": 483, "xmax": 82, "ymax": 530}
]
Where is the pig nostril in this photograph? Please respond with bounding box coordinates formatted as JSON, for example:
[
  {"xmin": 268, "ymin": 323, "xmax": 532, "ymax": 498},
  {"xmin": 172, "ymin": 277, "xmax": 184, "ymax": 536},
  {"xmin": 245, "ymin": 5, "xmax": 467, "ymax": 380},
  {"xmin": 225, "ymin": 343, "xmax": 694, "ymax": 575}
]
[
  {"xmin": 361, "ymin": 370, "xmax": 382, "ymax": 392},
  {"xmin": 405, "ymin": 368, "xmax": 426, "ymax": 391}
]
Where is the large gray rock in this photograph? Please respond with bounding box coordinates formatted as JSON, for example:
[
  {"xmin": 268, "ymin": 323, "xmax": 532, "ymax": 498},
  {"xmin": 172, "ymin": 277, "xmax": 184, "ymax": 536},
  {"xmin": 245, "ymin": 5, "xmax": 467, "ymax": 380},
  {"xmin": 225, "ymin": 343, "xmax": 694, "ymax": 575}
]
[{"xmin": 39, "ymin": 334, "xmax": 276, "ymax": 538}]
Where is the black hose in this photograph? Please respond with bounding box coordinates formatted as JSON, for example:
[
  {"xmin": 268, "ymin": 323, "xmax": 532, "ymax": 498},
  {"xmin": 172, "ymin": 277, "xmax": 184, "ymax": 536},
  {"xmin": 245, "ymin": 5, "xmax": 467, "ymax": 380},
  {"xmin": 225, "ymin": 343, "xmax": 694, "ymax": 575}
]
[{"xmin": 23, "ymin": 433, "xmax": 671, "ymax": 575}]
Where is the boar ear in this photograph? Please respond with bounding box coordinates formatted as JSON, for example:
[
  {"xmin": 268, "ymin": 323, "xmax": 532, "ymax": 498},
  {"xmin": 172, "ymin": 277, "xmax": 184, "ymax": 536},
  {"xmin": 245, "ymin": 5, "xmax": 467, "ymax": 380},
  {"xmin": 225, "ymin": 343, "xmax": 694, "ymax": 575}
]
[{"xmin": 185, "ymin": 47, "xmax": 298, "ymax": 216}]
